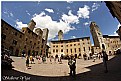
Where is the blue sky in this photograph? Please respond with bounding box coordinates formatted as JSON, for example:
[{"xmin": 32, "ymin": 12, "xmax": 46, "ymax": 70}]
[{"xmin": 1, "ymin": 1, "xmax": 121, "ymax": 44}]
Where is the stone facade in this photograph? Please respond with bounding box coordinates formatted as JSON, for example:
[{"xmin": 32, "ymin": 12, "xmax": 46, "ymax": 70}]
[
  {"xmin": 105, "ymin": 1, "xmax": 121, "ymax": 41},
  {"xmin": 103, "ymin": 35, "xmax": 121, "ymax": 54},
  {"xmin": 58, "ymin": 30, "xmax": 63, "ymax": 40},
  {"xmin": 91, "ymin": 46, "xmax": 101, "ymax": 54},
  {"xmin": 2, "ymin": 20, "xmax": 24, "ymax": 56},
  {"xmin": 1, "ymin": 19, "xmax": 49, "ymax": 56},
  {"xmin": 90, "ymin": 21, "xmax": 121, "ymax": 55},
  {"xmin": 50, "ymin": 37, "xmax": 92, "ymax": 58},
  {"xmin": 90, "ymin": 22, "xmax": 105, "ymax": 49},
  {"xmin": 105, "ymin": 1, "xmax": 121, "ymax": 24},
  {"xmin": 50, "ymin": 21, "xmax": 121, "ymax": 58},
  {"xmin": 42, "ymin": 28, "xmax": 49, "ymax": 55}
]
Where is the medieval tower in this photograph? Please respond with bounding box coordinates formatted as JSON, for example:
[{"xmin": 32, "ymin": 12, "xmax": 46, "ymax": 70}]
[
  {"xmin": 90, "ymin": 22, "xmax": 105, "ymax": 49},
  {"xmin": 58, "ymin": 30, "xmax": 63, "ymax": 40},
  {"xmin": 28, "ymin": 19, "xmax": 36, "ymax": 31},
  {"xmin": 42, "ymin": 28, "xmax": 49, "ymax": 55},
  {"xmin": 42, "ymin": 28, "xmax": 49, "ymax": 43}
]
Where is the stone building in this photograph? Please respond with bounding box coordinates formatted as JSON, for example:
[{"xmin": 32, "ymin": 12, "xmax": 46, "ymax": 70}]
[
  {"xmin": 103, "ymin": 35, "xmax": 121, "ymax": 54},
  {"xmin": 1, "ymin": 19, "xmax": 49, "ymax": 56},
  {"xmin": 91, "ymin": 46, "xmax": 101, "ymax": 54},
  {"xmin": 90, "ymin": 21, "xmax": 121, "ymax": 55},
  {"xmin": 2, "ymin": 19, "xmax": 24, "ymax": 56},
  {"xmin": 105, "ymin": 1, "xmax": 121, "ymax": 24},
  {"xmin": 105, "ymin": 1, "xmax": 121, "ymax": 40},
  {"xmin": 50, "ymin": 30, "xmax": 92, "ymax": 58}
]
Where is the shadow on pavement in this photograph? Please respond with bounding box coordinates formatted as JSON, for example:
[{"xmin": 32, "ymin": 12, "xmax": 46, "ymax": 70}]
[{"xmin": 2, "ymin": 54, "xmax": 121, "ymax": 81}]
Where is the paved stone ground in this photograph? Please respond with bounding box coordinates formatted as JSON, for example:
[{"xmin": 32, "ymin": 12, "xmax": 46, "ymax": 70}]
[
  {"xmin": 2, "ymin": 54, "xmax": 121, "ymax": 81},
  {"xmin": 10, "ymin": 56, "xmax": 108, "ymax": 76}
]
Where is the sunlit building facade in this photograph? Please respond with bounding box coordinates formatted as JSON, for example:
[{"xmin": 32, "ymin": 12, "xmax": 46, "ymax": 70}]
[
  {"xmin": 1, "ymin": 19, "xmax": 49, "ymax": 56},
  {"xmin": 50, "ymin": 36, "xmax": 92, "ymax": 58}
]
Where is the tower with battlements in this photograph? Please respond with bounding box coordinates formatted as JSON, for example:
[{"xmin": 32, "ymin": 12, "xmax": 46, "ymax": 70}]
[
  {"xmin": 58, "ymin": 30, "xmax": 63, "ymax": 40},
  {"xmin": 28, "ymin": 19, "xmax": 36, "ymax": 31},
  {"xmin": 90, "ymin": 22, "xmax": 105, "ymax": 49}
]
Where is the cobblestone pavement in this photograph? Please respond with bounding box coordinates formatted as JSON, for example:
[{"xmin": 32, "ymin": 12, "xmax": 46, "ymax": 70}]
[
  {"xmin": 2, "ymin": 55, "xmax": 121, "ymax": 81},
  {"xmin": 11, "ymin": 56, "xmax": 108, "ymax": 76}
]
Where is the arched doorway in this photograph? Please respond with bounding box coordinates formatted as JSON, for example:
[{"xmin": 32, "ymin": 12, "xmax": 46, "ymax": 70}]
[
  {"xmin": 102, "ymin": 44, "xmax": 105, "ymax": 49},
  {"xmin": 9, "ymin": 46, "xmax": 14, "ymax": 56},
  {"xmin": 75, "ymin": 54, "xmax": 77, "ymax": 58},
  {"xmin": 36, "ymin": 51, "xmax": 38, "ymax": 55},
  {"xmin": 15, "ymin": 49, "xmax": 19, "ymax": 56}
]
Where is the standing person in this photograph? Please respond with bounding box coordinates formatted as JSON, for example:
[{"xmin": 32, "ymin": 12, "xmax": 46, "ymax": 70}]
[
  {"xmin": 30, "ymin": 55, "xmax": 33, "ymax": 64},
  {"xmin": 49, "ymin": 54, "xmax": 52, "ymax": 64},
  {"xmin": 102, "ymin": 44, "xmax": 108, "ymax": 73},
  {"xmin": 22, "ymin": 50, "xmax": 25, "ymax": 58},
  {"xmin": 42, "ymin": 54, "xmax": 46, "ymax": 63},
  {"xmin": 54, "ymin": 55, "xmax": 56, "ymax": 63},
  {"xmin": 26, "ymin": 56, "xmax": 29, "ymax": 70},
  {"xmin": 68, "ymin": 56, "xmax": 76, "ymax": 76},
  {"xmin": 58, "ymin": 55, "xmax": 60, "ymax": 62},
  {"xmin": 56, "ymin": 54, "xmax": 58, "ymax": 61},
  {"xmin": 93, "ymin": 54, "xmax": 96, "ymax": 62},
  {"xmin": 54, "ymin": 54, "xmax": 58, "ymax": 63},
  {"xmin": 83, "ymin": 53, "xmax": 87, "ymax": 60},
  {"xmin": 98, "ymin": 53, "xmax": 101, "ymax": 59},
  {"xmin": 58, "ymin": 54, "xmax": 62, "ymax": 64},
  {"xmin": 37, "ymin": 55, "xmax": 41, "ymax": 64}
]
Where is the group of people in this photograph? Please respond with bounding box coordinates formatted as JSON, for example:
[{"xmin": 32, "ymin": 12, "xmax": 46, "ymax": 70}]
[
  {"xmin": 83, "ymin": 52, "xmax": 108, "ymax": 63},
  {"xmin": 26, "ymin": 55, "xmax": 35, "ymax": 69},
  {"xmin": 25, "ymin": 54, "xmax": 64, "ymax": 69},
  {"xmin": 25, "ymin": 54, "xmax": 47, "ymax": 69},
  {"xmin": 68, "ymin": 56, "xmax": 76, "ymax": 76},
  {"xmin": 54, "ymin": 54, "xmax": 62, "ymax": 64},
  {"xmin": 25, "ymin": 45, "xmax": 109, "ymax": 75},
  {"xmin": 67, "ymin": 49, "xmax": 109, "ymax": 76}
]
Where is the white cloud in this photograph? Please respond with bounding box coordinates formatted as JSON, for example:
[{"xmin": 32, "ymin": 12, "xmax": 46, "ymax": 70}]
[
  {"xmin": 71, "ymin": 36, "xmax": 76, "ymax": 39},
  {"xmin": 33, "ymin": 11, "xmax": 46, "ymax": 17},
  {"xmin": 10, "ymin": 12, "xmax": 13, "ymax": 17},
  {"xmin": 117, "ymin": 23, "xmax": 121, "ymax": 28},
  {"xmin": 67, "ymin": 1, "xmax": 73, "ymax": 3},
  {"xmin": 109, "ymin": 32, "xmax": 118, "ymax": 36},
  {"xmin": 26, "ymin": 10, "xmax": 31, "ymax": 16},
  {"xmin": 83, "ymin": 21, "xmax": 91, "ymax": 26},
  {"xmin": 32, "ymin": 12, "xmax": 75, "ymax": 40},
  {"xmin": 61, "ymin": 10, "xmax": 79, "ymax": 24},
  {"xmin": 92, "ymin": 3, "xmax": 100, "ymax": 12},
  {"xmin": 3, "ymin": 11, "xmax": 7, "ymax": 14},
  {"xmin": 77, "ymin": 5, "xmax": 90, "ymax": 19},
  {"xmin": 3, "ymin": 10, "xmax": 14, "ymax": 17},
  {"xmin": 15, "ymin": 19, "xmax": 28, "ymax": 29},
  {"xmin": 37, "ymin": 1, "xmax": 41, "ymax": 4},
  {"xmin": 115, "ymin": 23, "xmax": 121, "ymax": 35},
  {"xmin": 3, "ymin": 11, "xmax": 10, "ymax": 17},
  {"xmin": 109, "ymin": 23, "xmax": 121, "ymax": 36},
  {"xmin": 45, "ymin": 8, "xmax": 54, "ymax": 13},
  {"xmin": 84, "ymin": 22, "xmax": 89, "ymax": 26},
  {"xmin": 67, "ymin": 6, "xmax": 71, "ymax": 10}
]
